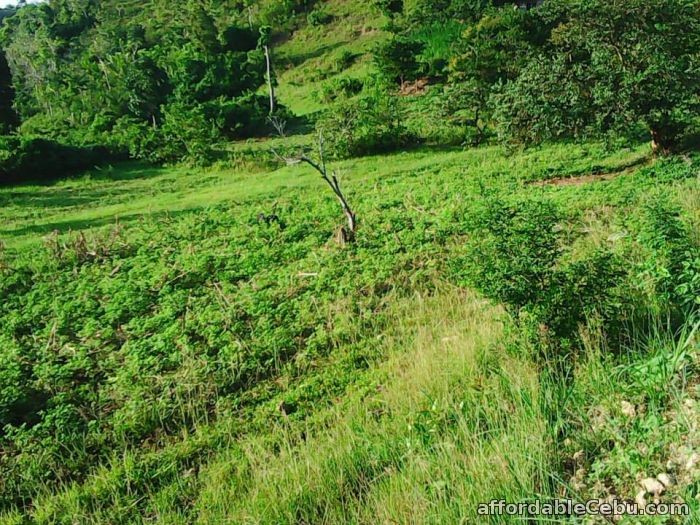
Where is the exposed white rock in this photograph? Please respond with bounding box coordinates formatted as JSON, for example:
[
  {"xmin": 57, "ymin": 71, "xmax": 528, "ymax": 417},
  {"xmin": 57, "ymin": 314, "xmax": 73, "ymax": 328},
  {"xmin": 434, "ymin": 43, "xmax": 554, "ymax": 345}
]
[
  {"xmin": 640, "ymin": 477, "xmax": 665, "ymax": 496},
  {"xmin": 570, "ymin": 468, "xmax": 587, "ymax": 491},
  {"xmin": 635, "ymin": 490, "xmax": 647, "ymax": 507},
  {"xmin": 621, "ymin": 401, "xmax": 636, "ymax": 418},
  {"xmin": 657, "ymin": 473, "xmax": 673, "ymax": 488}
]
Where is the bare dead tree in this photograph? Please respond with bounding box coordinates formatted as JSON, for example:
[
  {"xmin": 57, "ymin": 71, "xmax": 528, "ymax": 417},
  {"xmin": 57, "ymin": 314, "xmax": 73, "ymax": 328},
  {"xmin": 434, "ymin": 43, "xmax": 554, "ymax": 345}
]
[
  {"xmin": 263, "ymin": 44, "xmax": 276, "ymax": 115},
  {"xmin": 273, "ymin": 131, "xmax": 357, "ymax": 243},
  {"xmin": 267, "ymin": 114, "xmax": 287, "ymax": 137}
]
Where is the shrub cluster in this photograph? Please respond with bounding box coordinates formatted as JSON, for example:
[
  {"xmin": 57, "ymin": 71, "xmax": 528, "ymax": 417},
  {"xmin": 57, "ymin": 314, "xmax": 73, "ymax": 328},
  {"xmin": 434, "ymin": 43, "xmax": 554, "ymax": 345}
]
[
  {"xmin": 479, "ymin": 0, "xmax": 699, "ymax": 151},
  {"xmin": 307, "ymin": 7, "xmax": 333, "ymax": 26},
  {"xmin": 454, "ymin": 196, "xmax": 625, "ymax": 346},
  {"xmin": 0, "ymin": 1, "xmax": 275, "ymax": 166},
  {"xmin": 0, "ymin": 182, "xmax": 447, "ymax": 513},
  {"xmin": 372, "ymin": 0, "xmax": 700, "ymax": 152},
  {"xmin": 636, "ymin": 197, "xmax": 700, "ymax": 320},
  {"xmin": 0, "ymin": 135, "xmax": 110, "ymax": 184},
  {"xmin": 317, "ymin": 77, "xmax": 364, "ymax": 103},
  {"xmin": 455, "ymin": 191, "xmax": 699, "ymax": 353},
  {"xmin": 316, "ymin": 88, "xmax": 419, "ymax": 159}
]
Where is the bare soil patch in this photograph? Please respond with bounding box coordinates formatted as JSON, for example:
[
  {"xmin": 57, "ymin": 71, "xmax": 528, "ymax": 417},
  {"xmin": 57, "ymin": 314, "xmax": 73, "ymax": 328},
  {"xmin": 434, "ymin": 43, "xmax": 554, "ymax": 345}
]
[{"xmin": 529, "ymin": 158, "xmax": 653, "ymax": 187}]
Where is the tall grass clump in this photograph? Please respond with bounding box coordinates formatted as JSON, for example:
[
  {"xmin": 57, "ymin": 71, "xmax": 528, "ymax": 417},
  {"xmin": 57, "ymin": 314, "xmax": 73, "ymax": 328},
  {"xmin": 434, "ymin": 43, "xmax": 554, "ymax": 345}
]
[{"xmin": 194, "ymin": 287, "xmax": 550, "ymax": 524}]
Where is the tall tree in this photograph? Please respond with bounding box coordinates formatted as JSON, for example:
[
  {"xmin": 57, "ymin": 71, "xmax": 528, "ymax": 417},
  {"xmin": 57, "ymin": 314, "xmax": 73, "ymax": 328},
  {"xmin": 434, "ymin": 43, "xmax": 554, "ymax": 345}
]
[
  {"xmin": 0, "ymin": 50, "xmax": 17, "ymax": 133},
  {"xmin": 493, "ymin": 0, "xmax": 700, "ymax": 153}
]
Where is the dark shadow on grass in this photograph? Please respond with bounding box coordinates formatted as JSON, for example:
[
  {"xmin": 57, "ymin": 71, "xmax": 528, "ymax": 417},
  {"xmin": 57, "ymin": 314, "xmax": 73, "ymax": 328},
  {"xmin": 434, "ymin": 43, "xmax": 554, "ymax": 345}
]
[
  {"xmin": 527, "ymin": 151, "xmax": 653, "ymax": 185},
  {"xmin": 1, "ymin": 190, "xmax": 122, "ymax": 210},
  {"xmin": 2, "ymin": 206, "xmax": 210, "ymax": 241},
  {"xmin": 278, "ymin": 42, "xmax": 346, "ymax": 68},
  {"xmin": 0, "ymin": 161, "xmax": 163, "ymax": 188},
  {"xmin": 0, "ymin": 162, "xmax": 168, "ymax": 209},
  {"xmin": 680, "ymin": 131, "xmax": 700, "ymax": 153},
  {"xmin": 88, "ymin": 162, "xmax": 166, "ymax": 182}
]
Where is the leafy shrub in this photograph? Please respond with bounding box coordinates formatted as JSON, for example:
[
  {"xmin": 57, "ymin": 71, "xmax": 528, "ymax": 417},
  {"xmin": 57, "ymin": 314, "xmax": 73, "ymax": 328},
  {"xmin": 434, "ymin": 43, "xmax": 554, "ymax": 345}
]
[
  {"xmin": 1, "ymin": 4, "xmax": 270, "ymax": 166},
  {"xmin": 447, "ymin": 7, "xmax": 537, "ymax": 142},
  {"xmin": 318, "ymin": 77, "xmax": 364, "ymax": 103},
  {"xmin": 404, "ymin": 0, "xmax": 491, "ymax": 25},
  {"xmin": 316, "ymin": 88, "xmax": 418, "ymax": 158},
  {"xmin": 492, "ymin": 0, "xmax": 700, "ymax": 153},
  {"xmin": 106, "ymin": 116, "xmax": 162, "ymax": 162},
  {"xmin": 460, "ymin": 197, "xmax": 564, "ymax": 312},
  {"xmin": 0, "ymin": 135, "xmax": 110, "ymax": 184},
  {"xmin": 215, "ymin": 93, "xmax": 272, "ymax": 139},
  {"xmin": 155, "ymin": 103, "xmax": 219, "ymax": 165},
  {"xmin": 221, "ymin": 26, "xmax": 260, "ymax": 52},
  {"xmin": 307, "ymin": 7, "xmax": 333, "ymax": 26},
  {"xmin": 407, "ymin": 20, "xmax": 464, "ymax": 79},
  {"xmin": 99, "ymin": 94, "xmax": 271, "ymax": 165},
  {"xmin": 373, "ymin": 36, "xmax": 425, "ymax": 85},
  {"xmin": 455, "ymin": 195, "xmax": 625, "ymax": 344},
  {"xmin": 372, "ymin": 0, "xmax": 403, "ymax": 19},
  {"xmin": 433, "ymin": 82, "xmax": 491, "ymax": 144},
  {"xmin": 491, "ymin": 57, "xmax": 593, "ymax": 146},
  {"xmin": 545, "ymin": 250, "xmax": 627, "ymax": 341},
  {"xmin": 636, "ymin": 198, "xmax": 700, "ymax": 317}
]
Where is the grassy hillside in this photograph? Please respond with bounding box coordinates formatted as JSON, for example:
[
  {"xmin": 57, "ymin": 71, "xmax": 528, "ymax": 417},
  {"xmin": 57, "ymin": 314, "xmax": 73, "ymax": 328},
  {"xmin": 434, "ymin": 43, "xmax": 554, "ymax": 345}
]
[
  {"xmin": 272, "ymin": 0, "xmax": 387, "ymax": 117},
  {"xmin": 1, "ymin": 139, "xmax": 699, "ymax": 523},
  {"xmin": 0, "ymin": 1, "xmax": 699, "ymax": 523},
  {"xmin": 0, "ymin": 142, "xmax": 648, "ymax": 250}
]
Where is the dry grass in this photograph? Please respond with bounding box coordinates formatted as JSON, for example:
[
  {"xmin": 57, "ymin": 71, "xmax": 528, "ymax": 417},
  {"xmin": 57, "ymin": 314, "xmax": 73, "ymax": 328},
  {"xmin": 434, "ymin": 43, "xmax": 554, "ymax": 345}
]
[{"xmin": 193, "ymin": 285, "xmax": 548, "ymax": 524}]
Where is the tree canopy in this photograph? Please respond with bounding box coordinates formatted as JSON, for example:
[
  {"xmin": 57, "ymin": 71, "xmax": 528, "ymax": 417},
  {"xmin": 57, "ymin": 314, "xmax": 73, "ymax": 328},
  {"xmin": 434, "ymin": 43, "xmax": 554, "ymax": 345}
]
[
  {"xmin": 458, "ymin": 0, "xmax": 700, "ymax": 152},
  {"xmin": 1, "ymin": 0, "xmax": 699, "ymax": 171},
  {"xmin": 0, "ymin": 0, "xmax": 275, "ymax": 162}
]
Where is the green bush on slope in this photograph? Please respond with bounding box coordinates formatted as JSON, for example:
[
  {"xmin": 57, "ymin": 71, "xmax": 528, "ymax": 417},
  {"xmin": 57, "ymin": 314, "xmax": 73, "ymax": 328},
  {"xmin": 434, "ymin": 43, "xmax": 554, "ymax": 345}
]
[{"xmin": 0, "ymin": 136, "xmax": 110, "ymax": 184}]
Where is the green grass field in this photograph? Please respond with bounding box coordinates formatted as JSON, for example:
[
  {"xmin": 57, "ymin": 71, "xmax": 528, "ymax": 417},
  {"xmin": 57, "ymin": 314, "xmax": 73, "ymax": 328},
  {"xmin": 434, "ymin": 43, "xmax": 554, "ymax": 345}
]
[
  {"xmin": 1, "ymin": 137, "xmax": 699, "ymax": 523},
  {"xmin": 0, "ymin": 141, "xmax": 650, "ymax": 250},
  {"xmin": 1, "ymin": 0, "xmax": 699, "ymax": 521}
]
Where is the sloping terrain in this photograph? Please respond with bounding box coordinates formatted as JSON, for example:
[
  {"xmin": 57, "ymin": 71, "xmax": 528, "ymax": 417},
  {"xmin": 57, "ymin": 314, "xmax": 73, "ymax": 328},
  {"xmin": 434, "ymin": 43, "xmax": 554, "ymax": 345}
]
[
  {"xmin": 0, "ymin": 2, "xmax": 699, "ymax": 523},
  {"xmin": 1, "ymin": 139, "xmax": 699, "ymax": 523}
]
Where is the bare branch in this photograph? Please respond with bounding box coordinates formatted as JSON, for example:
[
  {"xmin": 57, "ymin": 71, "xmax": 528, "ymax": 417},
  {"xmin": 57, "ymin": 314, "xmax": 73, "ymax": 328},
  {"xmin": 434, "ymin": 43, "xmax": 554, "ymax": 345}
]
[
  {"xmin": 317, "ymin": 129, "xmax": 327, "ymax": 175},
  {"xmin": 270, "ymin": 131, "xmax": 357, "ymax": 240},
  {"xmin": 267, "ymin": 115, "xmax": 287, "ymax": 137},
  {"xmin": 299, "ymin": 155, "xmax": 326, "ymax": 176},
  {"xmin": 271, "ymin": 148, "xmax": 302, "ymax": 166}
]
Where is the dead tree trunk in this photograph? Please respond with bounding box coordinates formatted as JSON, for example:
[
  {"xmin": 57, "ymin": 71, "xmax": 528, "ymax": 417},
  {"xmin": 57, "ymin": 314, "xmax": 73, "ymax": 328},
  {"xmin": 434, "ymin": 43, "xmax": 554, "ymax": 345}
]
[
  {"xmin": 650, "ymin": 127, "xmax": 673, "ymax": 157},
  {"xmin": 273, "ymin": 131, "xmax": 357, "ymax": 242},
  {"xmin": 264, "ymin": 45, "xmax": 276, "ymax": 115}
]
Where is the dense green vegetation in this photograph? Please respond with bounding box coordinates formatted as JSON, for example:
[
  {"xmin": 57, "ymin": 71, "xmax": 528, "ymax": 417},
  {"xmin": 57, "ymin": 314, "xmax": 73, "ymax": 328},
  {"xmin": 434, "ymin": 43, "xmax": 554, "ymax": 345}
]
[
  {"xmin": 1, "ymin": 0, "xmax": 698, "ymax": 174},
  {"xmin": 0, "ymin": 0, "xmax": 275, "ymax": 164},
  {"xmin": 0, "ymin": 0, "xmax": 698, "ymax": 523},
  {"xmin": 0, "ymin": 52, "xmax": 16, "ymax": 134},
  {"xmin": 0, "ymin": 141, "xmax": 698, "ymax": 523},
  {"xmin": 0, "ymin": 136, "xmax": 109, "ymax": 184},
  {"xmin": 491, "ymin": 0, "xmax": 700, "ymax": 153},
  {"xmin": 381, "ymin": 0, "xmax": 700, "ymax": 152}
]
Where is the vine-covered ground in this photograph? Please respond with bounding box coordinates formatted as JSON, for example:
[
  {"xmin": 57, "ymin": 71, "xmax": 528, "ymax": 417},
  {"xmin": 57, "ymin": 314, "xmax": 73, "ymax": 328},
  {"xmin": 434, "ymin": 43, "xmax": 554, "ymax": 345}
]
[{"xmin": 0, "ymin": 142, "xmax": 698, "ymax": 523}]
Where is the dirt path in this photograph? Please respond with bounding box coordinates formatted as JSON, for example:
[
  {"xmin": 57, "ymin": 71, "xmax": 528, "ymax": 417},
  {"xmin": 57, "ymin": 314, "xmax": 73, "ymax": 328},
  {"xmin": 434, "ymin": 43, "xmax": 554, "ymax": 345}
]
[{"xmin": 529, "ymin": 157, "xmax": 654, "ymax": 187}]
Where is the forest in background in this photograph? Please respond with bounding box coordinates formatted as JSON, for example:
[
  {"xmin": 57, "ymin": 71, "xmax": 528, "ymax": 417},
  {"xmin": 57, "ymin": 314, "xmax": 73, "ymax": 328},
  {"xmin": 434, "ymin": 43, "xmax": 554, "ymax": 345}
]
[{"xmin": 0, "ymin": 0, "xmax": 699, "ymax": 179}]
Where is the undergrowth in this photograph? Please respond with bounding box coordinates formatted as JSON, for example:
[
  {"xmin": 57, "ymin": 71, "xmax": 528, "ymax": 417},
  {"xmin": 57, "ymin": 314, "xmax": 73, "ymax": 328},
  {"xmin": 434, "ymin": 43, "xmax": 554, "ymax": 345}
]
[{"xmin": 0, "ymin": 143, "xmax": 697, "ymax": 523}]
